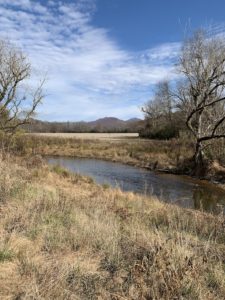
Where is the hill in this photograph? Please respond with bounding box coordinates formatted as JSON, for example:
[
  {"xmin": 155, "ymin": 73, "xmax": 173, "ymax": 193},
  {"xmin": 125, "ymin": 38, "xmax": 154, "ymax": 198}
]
[{"xmin": 24, "ymin": 117, "xmax": 144, "ymax": 133}]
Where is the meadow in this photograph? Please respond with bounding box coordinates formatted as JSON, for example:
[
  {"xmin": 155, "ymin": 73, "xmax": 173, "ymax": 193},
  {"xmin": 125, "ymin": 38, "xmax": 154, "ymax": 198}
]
[{"xmin": 31, "ymin": 132, "xmax": 139, "ymax": 140}]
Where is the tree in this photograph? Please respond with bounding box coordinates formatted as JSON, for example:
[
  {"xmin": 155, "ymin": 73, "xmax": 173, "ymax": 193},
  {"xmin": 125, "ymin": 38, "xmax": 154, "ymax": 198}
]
[
  {"xmin": 0, "ymin": 40, "xmax": 44, "ymax": 133},
  {"xmin": 142, "ymin": 81, "xmax": 172, "ymax": 121},
  {"xmin": 141, "ymin": 81, "xmax": 182, "ymax": 139},
  {"xmin": 175, "ymin": 30, "xmax": 225, "ymax": 174}
]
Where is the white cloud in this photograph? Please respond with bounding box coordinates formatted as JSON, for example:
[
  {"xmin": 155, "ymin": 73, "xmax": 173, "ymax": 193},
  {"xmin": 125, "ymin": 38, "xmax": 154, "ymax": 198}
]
[
  {"xmin": 141, "ymin": 43, "xmax": 180, "ymax": 62},
  {"xmin": 0, "ymin": 0, "xmax": 179, "ymax": 121}
]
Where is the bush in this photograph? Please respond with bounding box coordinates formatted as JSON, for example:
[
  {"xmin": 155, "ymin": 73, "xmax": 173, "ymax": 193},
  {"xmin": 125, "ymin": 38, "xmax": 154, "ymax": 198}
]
[{"xmin": 139, "ymin": 124, "xmax": 180, "ymax": 140}]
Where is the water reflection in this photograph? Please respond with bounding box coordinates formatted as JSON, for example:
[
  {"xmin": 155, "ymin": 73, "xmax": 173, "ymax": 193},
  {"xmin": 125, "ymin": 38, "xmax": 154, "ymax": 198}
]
[
  {"xmin": 193, "ymin": 187, "xmax": 225, "ymax": 214},
  {"xmin": 46, "ymin": 157, "xmax": 225, "ymax": 214}
]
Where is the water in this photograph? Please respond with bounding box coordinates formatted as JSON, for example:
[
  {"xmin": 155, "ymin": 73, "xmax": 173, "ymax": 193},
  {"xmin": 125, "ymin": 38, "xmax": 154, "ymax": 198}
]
[{"xmin": 47, "ymin": 156, "xmax": 225, "ymax": 214}]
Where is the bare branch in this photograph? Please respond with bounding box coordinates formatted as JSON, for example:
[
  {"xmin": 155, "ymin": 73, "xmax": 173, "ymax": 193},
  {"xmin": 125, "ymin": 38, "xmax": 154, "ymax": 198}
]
[
  {"xmin": 175, "ymin": 30, "xmax": 225, "ymax": 169},
  {"xmin": 0, "ymin": 40, "xmax": 44, "ymax": 133}
]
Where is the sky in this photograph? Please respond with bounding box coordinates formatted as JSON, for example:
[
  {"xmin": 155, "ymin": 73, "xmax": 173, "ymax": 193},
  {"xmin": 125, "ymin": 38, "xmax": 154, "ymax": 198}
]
[{"xmin": 0, "ymin": 0, "xmax": 225, "ymax": 121}]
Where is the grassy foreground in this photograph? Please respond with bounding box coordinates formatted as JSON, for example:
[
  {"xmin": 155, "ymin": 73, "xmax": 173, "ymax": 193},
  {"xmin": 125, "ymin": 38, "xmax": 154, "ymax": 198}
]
[{"xmin": 0, "ymin": 154, "xmax": 225, "ymax": 299}]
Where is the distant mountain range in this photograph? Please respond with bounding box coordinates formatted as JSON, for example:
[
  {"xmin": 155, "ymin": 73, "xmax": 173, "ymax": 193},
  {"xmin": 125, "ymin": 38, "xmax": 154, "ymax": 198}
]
[
  {"xmin": 25, "ymin": 117, "xmax": 144, "ymax": 133},
  {"xmin": 88, "ymin": 117, "xmax": 142, "ymax": 130}
]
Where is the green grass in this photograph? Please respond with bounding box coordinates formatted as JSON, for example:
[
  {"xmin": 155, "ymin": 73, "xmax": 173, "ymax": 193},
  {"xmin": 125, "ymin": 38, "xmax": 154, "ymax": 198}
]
[{"xmin": 0, "ymin": 248, "xmax": 14, "ymax": 262}]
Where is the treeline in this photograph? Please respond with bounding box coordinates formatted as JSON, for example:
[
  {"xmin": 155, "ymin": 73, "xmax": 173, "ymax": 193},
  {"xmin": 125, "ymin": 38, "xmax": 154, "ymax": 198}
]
[{"xmin": 23, "ymin": 118, "xmax": 144, "ymax": 133}]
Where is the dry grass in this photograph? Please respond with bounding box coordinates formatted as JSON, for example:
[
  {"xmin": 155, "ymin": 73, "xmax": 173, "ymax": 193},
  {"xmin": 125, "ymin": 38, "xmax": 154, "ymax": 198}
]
[
  {"xmin": 31, "ymin": 133, "xmax": 139, "ymax": 140},
  {"xmin": 0, "ymin": 154, "xmax": 224, "ymax": 299}
]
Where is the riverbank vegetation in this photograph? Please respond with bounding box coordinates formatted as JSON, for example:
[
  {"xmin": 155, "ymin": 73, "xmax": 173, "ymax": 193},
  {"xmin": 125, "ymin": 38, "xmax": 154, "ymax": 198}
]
[
  {"xmin": 5, "ymin": 133, "xmax": 225, "ymax": 184},
  {"xmin": 3, "ymin": 132, "xmax": 194, "ymax": 170},
  {"xmin": 0, "ymin": 155, "xmax": 225, "ymax": 299}
]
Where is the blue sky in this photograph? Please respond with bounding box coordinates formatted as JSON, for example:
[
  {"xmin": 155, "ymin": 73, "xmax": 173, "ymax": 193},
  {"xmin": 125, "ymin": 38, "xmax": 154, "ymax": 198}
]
[
  {"xmin": 94, "ymin": 0, "xmax": 225, "ymax": 50},
  {"xmin": 0, "ymin": 0, "xmax": 225, "ymax": 121}
]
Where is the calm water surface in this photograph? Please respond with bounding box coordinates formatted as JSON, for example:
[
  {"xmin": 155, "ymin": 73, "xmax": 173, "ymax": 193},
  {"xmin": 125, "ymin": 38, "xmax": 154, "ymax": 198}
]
[{"xmin": 47, "ymin": 157, "xmax": 225, "ymax": 214}]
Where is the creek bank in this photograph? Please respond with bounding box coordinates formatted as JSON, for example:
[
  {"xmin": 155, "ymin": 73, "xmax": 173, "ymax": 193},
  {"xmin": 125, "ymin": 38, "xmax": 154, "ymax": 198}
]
[
  {"xmin": 42, "ymin": 151, "xmax": 225, "ymax": 194},
  {"xmin": 46, "ymin": 156, "xmax": 225, "ymax": 215}
]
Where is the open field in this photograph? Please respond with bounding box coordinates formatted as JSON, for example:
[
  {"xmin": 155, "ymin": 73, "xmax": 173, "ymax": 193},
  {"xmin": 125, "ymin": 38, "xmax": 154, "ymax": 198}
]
[
  {"xmin": 31, "ymin": 132, "xmax": 139, "ymax": 140},
  {"xmin": 0, "ymin": 155, "xmax": 224, "ymax": 299}
]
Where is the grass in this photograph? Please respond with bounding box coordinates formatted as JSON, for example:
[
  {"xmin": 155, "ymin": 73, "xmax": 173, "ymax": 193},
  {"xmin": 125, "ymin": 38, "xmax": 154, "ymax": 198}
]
[
  {"xmin": 0, "ymin": 154, "xmax": 224, "ymax": 299},
  {"xmin": 0, "ymin": 248, "xmax": 14, "ymax": 262},
  {"xmin": 31, "ymin": 132, "xmax": 139, "ymax": 140}
]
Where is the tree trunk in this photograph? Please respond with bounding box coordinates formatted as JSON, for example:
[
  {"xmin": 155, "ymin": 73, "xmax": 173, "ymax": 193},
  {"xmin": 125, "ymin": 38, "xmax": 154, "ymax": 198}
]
[{"xmin": 193, "ymin": 141, "xmax": 206, "ymax": 177}]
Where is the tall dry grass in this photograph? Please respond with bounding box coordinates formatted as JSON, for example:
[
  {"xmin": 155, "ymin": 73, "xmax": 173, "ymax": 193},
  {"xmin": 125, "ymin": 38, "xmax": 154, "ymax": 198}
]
[{"xmin": 0, "ymin": 154, "xmax": 224, "ymax": 299}]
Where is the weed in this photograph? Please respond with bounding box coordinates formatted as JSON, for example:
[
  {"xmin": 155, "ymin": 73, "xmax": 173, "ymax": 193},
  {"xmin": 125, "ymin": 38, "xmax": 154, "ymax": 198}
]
[{"xmin": 0, "ymin": 248, "xmax": 14, "ymax": 262}]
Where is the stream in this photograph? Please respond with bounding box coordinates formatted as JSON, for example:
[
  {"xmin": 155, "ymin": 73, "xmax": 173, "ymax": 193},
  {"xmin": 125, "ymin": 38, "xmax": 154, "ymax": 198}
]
[{"xmin": 47, "ymin": 156, "xmax": 225, "ymax": 214}]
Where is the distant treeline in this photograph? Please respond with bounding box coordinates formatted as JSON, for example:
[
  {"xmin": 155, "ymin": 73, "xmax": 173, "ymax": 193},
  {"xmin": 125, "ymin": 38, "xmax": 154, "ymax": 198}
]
[{"xmin": 23, "ymin": 117, "xmax": 144, "ymax": 133}]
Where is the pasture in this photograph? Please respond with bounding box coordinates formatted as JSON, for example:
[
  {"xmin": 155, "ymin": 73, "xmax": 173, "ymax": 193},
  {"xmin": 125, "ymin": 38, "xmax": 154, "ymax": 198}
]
[{"xmin": 31, "ymin": 132, "xmax": 139, "ymax": 140}]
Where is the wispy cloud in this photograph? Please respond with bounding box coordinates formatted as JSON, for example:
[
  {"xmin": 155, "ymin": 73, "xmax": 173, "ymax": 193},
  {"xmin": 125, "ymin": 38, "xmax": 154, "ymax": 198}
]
[{"xmin": 0, "ymin": 0, "xmax": 179, "ymax": 121}]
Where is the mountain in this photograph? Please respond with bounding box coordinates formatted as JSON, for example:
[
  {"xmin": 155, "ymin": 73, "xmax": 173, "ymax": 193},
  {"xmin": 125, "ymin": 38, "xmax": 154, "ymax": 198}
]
[
  {"xmin": 24, "ymin": 117, "xmax": 143, "ymax": 133},
  {"xmin": 126, "ymin": 118, "xmax": 141, "ymax": 122},
  {"xmin": 88, "ymin": 117, "xmax": 126, "ymax": 130}
]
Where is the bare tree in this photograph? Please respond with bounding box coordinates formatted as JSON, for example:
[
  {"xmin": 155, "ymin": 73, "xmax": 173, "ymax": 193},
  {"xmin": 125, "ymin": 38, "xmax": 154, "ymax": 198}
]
[
  {"xmin": 0, "ymin": 40, "xmax": 44, "ymax": 133},
  {"xmin": 141, "ymin": 81, "xmax": 182, "ymax": 139},
  {"xmin": 175, "ymin": 30, "xmax": 225, "ymax": 173},
  {"xmin": 142, "ymin": 81, "xmax": 172, "ymax": 123}
]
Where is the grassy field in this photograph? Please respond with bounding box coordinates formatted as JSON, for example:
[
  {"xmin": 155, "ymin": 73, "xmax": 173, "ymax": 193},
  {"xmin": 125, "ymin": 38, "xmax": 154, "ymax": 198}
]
[
  {"xmin": 0, "ymin": 154, "xmax": 224, "ymax": 299},
  {"xmin": 31, "ymin": 132, "xmax": 139, "ymax": 140}
]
